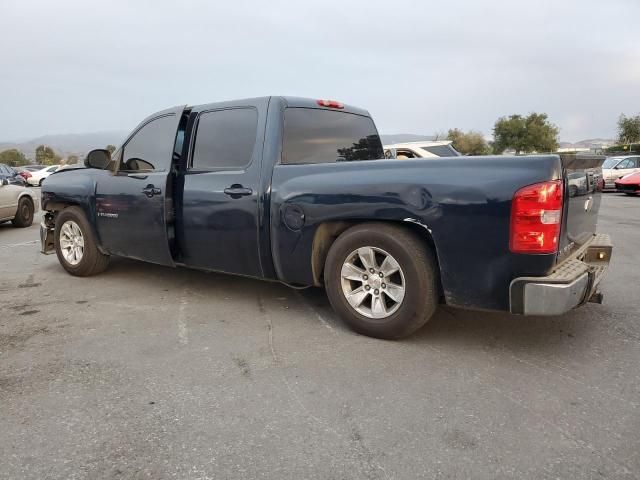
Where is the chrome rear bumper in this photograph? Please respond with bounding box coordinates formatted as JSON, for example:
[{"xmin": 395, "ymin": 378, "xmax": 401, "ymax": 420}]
[{"xmin": 510, "ymin": 234, "xmax": 612, "ymax": 315}]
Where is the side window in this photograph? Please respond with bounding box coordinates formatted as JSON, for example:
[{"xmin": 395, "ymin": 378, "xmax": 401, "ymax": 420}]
[
  {"xmin": 282, "ymin": 108, "xmax": 384, "ymax": 165},
  {"xmin": 633, "ymin": 157, "xmax": 640, "ymax": 168},
  {"xmin": 618, "ymin": 159, "xmax": 633, "ymax": 169},
  {"xmin": 0, "ymin": 165, "xmax": 9, "ymax": 175},
  {"xmin": 47, "ymin": 166, "xmax": 58, "ymax": 172},
  {"xmin": 191, "ymin": 108, "xmax": 258, "ymax": 170},
  {"xmin": 396, "ymin": 149, "xmax": 417, "ymax": 159},
  {"xmin": 120, "ymin": 114, "xmax": 177, "ymax": 172}
]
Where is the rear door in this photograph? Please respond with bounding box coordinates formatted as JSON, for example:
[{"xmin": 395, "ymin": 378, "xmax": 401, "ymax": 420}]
[
  {"xmin": 179, "ymin": 98, "xmax": 267, "ymax": 277},
  {"xmin": 95, "ymin": 106, "xmax": 185, "ymax": 265}
]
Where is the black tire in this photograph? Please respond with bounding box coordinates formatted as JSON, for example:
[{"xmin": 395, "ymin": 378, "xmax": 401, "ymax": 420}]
[
  {"xmin": 54, "ymin": 206, "xmax": 110, "ymax": 276},
  {"xmin": 624, "ymin": 192, "xmax": 638, "ymax": 196},
  {"xmin": 324, "ymin": 223, "xmax": 439, "ymax": 339},
  {"xmin": 11, "ymin": 197, "xmax": 34, "ymax": 228},
  {"xmin": 39, "ymin": 179, "xmax": 44, "ymax": 186}
]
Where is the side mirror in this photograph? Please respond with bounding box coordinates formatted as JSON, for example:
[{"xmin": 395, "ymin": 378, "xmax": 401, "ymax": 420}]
[{"xmin": 85, "ymin": 149, "xmax": 111, "ymax": 169}]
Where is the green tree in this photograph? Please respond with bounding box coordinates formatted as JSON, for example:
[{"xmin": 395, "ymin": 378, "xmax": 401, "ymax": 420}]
[
  {"xmin": 616, "ymin": 114, "xmax": 640, "ymax": 145},
  {"xmin": 105, "ymin": 144, "xmax": 116, "ymax": 154},
  {"xmin": 0, "ymin": 148, "xmax": 29, "ymax": 166},
  {"xmin": 492, "ymin": 113, "xmax": 559, "ymax": 154},
  {"xmin": 447, "ymin": 128, "xmax": 491, "ymax": 155},
  {"xmin": 35, "ymin": 145, "xmax": 61, "ymax": 166},
  {"xmin": 66, "ymin": 154, "xmax": 79, "ymax": 165}
]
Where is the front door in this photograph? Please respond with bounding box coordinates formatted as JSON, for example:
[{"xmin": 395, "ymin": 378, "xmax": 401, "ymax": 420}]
[
  {"xmin": 179, "ymin": 100, "xmax": 267, "ymax": 277},
  {"xmin": 95, "ymin": 107, "xmax": 185, "ymax": 266}
]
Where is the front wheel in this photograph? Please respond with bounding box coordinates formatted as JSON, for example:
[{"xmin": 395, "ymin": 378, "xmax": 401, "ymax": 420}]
[
  {"xmin": 12, "ymin": 197, "xmax": 34, "ymax": 228},
  {"xmin": 324, "ymin": 223, "xmax": 439, "ymax": 339},
  {"xmin": 54, "ymin": 207, "xmax": 110, "ymax": 276}
]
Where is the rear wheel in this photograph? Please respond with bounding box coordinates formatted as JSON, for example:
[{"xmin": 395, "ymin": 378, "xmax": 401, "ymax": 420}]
[
  {"xmin": 324, "ymin": 223, "xmax": 439, "ymax": 339},
  {"xmin": 11, "ymin": 197, "xmax": 34, "ymax": 228},
  {"xmin": 54, "ymin": 207, "xmax": 110, "ymax": 276}
]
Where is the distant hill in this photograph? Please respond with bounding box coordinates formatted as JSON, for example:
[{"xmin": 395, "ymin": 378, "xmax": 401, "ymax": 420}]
[
  {"xmin": 559, "ymin": 138, "xmax": 614, "ymax": 149},
  {"xmin": 0, "ymin": 131, "xmax": 128, "ymax": 161}
]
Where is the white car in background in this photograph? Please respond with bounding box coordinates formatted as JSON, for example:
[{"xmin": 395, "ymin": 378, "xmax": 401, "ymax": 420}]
[
  {"xmin": 0, "ymin": 177, "xmax": 38, "ymax": 227},
  {"xmin": 602, "ymin": 155, "xmax": 640, "ymax": 189},
  {"xmin": 384, "ymin": 141, "xmax": 461, "ymax": 159},
  {"xmin": 27, "ymin": 165, "xmax": 60, "ymax": 186}
]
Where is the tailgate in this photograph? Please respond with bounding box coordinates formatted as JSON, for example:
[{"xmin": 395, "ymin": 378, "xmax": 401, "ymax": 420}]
[{"xmin": 558, "ymin": 153, "xmax": 605, "ymax": 262}]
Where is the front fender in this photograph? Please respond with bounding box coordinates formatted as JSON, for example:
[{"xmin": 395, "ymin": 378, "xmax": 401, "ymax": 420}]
[{"xmin": 40, "ymin": 169, "xmax": 106, "ymax": 252}]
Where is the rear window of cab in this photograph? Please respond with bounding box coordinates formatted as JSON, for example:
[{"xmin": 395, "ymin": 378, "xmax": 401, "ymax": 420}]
[{"xmin": 282, "ymin": 108, "xmax": 384, "ymax": 165}]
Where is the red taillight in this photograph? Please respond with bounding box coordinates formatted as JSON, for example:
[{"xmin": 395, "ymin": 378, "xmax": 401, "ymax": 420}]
[
  {"xmin": 510, "ymin": 180, "xmax": 563, "ymax": 254},
  {"xmin": 316, "ymin": 99, "xmax": 344, "ymax": 109}
]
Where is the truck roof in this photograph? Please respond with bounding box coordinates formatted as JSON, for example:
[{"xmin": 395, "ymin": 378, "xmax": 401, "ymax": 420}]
[{"xmin": 188, "ymin": 96, "xmax": 371, "ymax": 118}]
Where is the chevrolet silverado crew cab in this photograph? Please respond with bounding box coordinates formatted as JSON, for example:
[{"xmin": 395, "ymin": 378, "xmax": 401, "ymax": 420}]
[{"xmin": 40, "ymin": 97, "xmax": 612, "ymax": 339}]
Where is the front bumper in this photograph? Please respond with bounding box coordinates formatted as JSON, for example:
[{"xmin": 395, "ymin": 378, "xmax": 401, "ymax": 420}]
[
  {"xmin": 510, "ymin": 234, "xmax": 612, "ymax": 315},
  {"xmin": 615, "ymin": 183, "xmax": 640, "ymax": 194},
  {"xmin": 40, "ymin": 213, "xmax": 55, "ymax": 255}
]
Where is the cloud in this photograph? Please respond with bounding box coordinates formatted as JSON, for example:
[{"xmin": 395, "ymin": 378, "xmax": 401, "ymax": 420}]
[{"xmin": 0, "ymin": 0, "xmax": 638, "ymax": 141}]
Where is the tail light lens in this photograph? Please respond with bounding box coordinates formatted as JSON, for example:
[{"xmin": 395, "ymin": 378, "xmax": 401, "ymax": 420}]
[{"xmin": 510, "ymin": 180, "xmax": 563, "ymax": 254}]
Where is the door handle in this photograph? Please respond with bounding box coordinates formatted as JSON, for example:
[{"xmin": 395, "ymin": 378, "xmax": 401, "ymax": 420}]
[
  {"xmin": 224, "ymin": 184, "xmax": 253, "ymax": 198},
  {"xmin": 142, "ymin": 185, "xmax": 161, "ymax": 198}
]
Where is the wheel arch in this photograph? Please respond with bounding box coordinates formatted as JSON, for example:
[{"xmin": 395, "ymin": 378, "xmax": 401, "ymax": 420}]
[
  {"xmin": 310, "ymin": 219, "xmax": 444, "ymax": 297},
  {"xmin": 44, "ymin": 201, "xmax": 106, "ymax": 254},
  {"xmin": 17, "ymin": 190, "xmax": 36, "ymax": 206}
]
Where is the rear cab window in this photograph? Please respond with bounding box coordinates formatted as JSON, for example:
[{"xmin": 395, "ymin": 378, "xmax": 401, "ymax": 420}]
[
  {"xmin": 282, "ymin": 108, "xmax": 383, "ymax": 165},
  {"xmin": 190, "ymin": 108, "xmax": 258, "ymax": 170}
]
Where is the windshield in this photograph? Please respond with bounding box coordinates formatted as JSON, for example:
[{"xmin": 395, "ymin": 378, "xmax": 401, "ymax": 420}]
[{"xmin": 602, "ymin": 158, "xmax": 621, "ymax": 169}]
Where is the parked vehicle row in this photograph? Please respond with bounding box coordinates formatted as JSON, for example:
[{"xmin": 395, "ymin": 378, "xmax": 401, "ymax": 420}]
[
  {"xmin": 0, "ymin": 163, "xmax": 27, "ymax": 186},
  {"xmin": 0, "ymin": 164, "xmax": 62, "ymax": 188}
]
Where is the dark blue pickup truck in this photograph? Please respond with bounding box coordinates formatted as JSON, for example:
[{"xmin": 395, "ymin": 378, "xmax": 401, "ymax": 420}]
[{"xmin": 40, "ymin": 96, "xmax": 612, "ymax": 339}]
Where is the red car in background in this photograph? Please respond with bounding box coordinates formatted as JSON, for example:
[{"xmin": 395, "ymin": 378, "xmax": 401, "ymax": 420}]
[
  {"xmin": 13, "ymin": 166, "xmax": 33, "ymax": 182},
  {"xmin": 615, "ymin": 171, "xmax": 640, "ymax": 196}
]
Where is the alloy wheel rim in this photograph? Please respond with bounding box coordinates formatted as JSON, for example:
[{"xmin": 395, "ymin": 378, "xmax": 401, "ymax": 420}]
[
  {"xmin": 59, "ymin": 220, "xmax": 84, "ymax": 265},
  {"xmin": 340, "ymin": 246, "xmax": 406, "ymax": 319}
]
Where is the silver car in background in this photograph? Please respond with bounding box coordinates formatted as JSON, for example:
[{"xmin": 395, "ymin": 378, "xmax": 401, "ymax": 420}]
[{"xmin": 602, "ymin": 155, "xmax": 640, "ymax": 189}]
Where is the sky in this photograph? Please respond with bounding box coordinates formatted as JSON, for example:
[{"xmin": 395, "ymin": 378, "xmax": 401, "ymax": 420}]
[{"xmin": 1, "ymin": 0, "xmax": 638, "ymax": 142}]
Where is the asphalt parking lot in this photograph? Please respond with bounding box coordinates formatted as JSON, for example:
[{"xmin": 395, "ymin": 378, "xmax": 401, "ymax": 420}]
[{"xmin": 1, "ymin": 193, "xmax": 639, "ymax": 480}]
